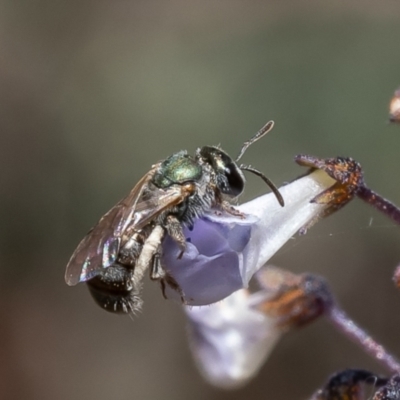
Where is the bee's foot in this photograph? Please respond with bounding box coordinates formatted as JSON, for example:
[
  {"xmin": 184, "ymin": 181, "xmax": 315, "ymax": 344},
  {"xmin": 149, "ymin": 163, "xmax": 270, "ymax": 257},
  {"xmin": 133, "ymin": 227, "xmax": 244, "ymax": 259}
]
[
  {"xmin": 177, "ymin": 250, "xmax": 184, "ymax": 260},
  {"xmin": 220, "ymin": 201, "xmax": 246, "ymax": 219}
]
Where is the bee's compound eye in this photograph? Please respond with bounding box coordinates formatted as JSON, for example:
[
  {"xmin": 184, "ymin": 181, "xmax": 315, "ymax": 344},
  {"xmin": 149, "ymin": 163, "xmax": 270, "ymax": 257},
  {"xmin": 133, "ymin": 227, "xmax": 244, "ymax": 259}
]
[
  {"xmin": 199, "ymin": 146, "xmax": 245, "ymax": 197},
  {"xmin": 222, "ymin": 163, "xmax": 245, "ymax": 197}
]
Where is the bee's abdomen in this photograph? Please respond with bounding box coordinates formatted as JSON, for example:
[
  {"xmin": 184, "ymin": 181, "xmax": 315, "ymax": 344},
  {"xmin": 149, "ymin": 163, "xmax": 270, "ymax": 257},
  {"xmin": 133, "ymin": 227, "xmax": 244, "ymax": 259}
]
[{"xmin": 86, "ymin": 263, "xmax": 143, "ymax": 314}]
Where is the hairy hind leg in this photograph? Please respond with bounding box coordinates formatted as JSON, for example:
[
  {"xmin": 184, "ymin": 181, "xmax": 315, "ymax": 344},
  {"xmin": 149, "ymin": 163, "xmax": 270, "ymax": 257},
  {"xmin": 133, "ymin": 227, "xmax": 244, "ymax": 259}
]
[
  {"xmin": 150, "ymin": 251, "xmax": 185, "ymax": 303},
  {"xmin": 165, "ymin": 214, "xmax": 187, "ymax": 259}
]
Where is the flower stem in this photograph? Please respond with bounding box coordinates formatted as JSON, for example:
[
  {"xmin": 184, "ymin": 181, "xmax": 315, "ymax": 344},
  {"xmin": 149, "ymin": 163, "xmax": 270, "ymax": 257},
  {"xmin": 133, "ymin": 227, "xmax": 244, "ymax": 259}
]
[
  {"xmin": 328, "ymin": 306, "xmax": 400, "ymax": 374},
  {"xmin": 357, "ymin": 186, "xmax": 400, "ymax": 225}
]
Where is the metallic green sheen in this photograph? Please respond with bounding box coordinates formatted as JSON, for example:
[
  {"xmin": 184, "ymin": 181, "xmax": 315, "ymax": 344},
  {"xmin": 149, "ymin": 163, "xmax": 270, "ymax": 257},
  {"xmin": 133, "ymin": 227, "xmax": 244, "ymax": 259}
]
[{"xmin": 152, "ymin": 151, "xmax": 202, "ymax": 188}]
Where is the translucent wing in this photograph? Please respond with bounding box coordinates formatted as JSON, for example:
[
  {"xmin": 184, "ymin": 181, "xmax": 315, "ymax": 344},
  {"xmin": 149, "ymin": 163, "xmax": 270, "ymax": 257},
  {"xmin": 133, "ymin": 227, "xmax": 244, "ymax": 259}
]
[
  {"xmin": 65, "ymin": 166, "xmax": 190, "ymax": 286},
  {"xmin": 65, "ymin": 167, "xmax": 157, "ymax": 286},
  {"xmin": 130, "ymin": 185, "xmax": 189, "ymax": 231}
]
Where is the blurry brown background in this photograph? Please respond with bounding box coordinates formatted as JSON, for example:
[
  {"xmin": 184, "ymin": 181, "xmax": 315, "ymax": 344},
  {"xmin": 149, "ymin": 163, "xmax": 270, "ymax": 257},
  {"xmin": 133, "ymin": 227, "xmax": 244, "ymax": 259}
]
[{"xmin": 1, "ymin": 1, "xmax": 400, "ymax": 399}]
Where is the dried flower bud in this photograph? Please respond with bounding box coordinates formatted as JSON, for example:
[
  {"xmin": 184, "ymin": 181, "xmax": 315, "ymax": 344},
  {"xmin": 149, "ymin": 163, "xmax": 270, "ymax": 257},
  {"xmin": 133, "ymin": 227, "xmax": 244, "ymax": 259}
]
[
  {"xmin": 254, "ymin": 267, "xmax": 333, "ymax": 329},
  {"xmin": 372, "ymin": 375, "xmax": 400, "ymax": 400},
  {"xmin": 310, "ymin": 369, "xmax": 388, "ymax": 400}
]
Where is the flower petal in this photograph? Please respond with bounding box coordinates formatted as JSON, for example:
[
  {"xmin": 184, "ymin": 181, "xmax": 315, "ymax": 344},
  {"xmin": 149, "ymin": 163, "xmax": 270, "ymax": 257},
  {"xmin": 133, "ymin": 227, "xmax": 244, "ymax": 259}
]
[
  {"xmin": 163, "ymin": 170, "xmax": 335, "ymax": 305},
  {"xmin": 185, "ymin": 289, "xmax": 282, "ymax": 389}
]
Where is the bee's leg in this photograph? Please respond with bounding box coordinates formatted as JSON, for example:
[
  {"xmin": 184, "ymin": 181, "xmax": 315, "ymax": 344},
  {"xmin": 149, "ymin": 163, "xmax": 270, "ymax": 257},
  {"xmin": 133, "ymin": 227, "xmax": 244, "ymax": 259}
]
[
  {"xmin": 150, "ymin": 252, "xmax": 185, "ymax": 303},
  {"xmin": 219, "ymin": 201, "xmax": 246, "ymax": 219},
  {"xmin": 149, "ymin": 253, "xmax": 166, "ymax": 296},
  {"xmin": 134, "ymin": 225, "xmax": 165, "ymax": 284},
  {"xmin": 165, "ymin": 215, "xmax": 186, "ymax": 259},
  {"xmin": 213, "ymin": 191, "xmax": 245, "ymax": 218}
]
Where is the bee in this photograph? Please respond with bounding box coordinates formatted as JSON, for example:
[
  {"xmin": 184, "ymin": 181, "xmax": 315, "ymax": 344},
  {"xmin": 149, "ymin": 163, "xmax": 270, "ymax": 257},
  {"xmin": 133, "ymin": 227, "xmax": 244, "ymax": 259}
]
[{"xmin": 65, "ymin": 121, "xmax": 284, "ymax": 314}]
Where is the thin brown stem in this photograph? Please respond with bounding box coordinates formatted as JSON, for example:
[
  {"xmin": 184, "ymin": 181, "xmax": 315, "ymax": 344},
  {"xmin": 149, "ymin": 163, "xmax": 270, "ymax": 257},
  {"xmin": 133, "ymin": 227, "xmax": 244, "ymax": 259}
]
[
  {"xmin": 356, "ymin": 186, "xmax": 400, "ymax": 225},
  {"xmin": 328, "ymin": 306, "xmax": 400, "ymax": 374}
]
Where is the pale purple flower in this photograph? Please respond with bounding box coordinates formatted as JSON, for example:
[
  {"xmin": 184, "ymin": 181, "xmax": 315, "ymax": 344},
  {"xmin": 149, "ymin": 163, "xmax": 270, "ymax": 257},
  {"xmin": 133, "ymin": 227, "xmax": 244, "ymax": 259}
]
[
  {"xmin": 162, "ymin": 169, "xmax": 335, "ymax": 305},
  {"xmin": 162, "ymin": 169, "xmax": 341, "ymax": 388},
  {"xmin": 185, "ymin": 287, "xmax": 281, "ymax": 389}
]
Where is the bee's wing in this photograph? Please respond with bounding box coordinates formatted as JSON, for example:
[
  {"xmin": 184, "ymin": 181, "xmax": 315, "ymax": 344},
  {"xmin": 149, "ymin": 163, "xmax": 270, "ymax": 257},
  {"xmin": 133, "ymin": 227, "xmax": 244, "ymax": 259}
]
[
  {"xmin": 131, "ymin": 184, "xmax": 190, "ymax": 230},
  {"xmin": 65, "ymin": 167, "xmax": 159, "ymax": 286}
]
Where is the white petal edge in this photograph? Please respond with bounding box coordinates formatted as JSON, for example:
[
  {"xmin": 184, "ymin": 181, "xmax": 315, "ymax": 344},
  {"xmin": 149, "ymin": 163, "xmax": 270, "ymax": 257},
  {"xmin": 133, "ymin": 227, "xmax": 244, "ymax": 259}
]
[{"xmin": 185, "ymin": 289, "xmax": 282, "ymax": 389}]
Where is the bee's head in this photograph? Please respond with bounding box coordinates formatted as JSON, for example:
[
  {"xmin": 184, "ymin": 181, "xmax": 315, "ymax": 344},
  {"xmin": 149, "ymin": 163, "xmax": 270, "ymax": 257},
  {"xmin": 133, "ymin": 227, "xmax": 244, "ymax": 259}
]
[
  {"xmin": 199, "ymin": 121, "xmax": 285, "ymax": 206},
  {"xmin": 199, "ymin": 146, "xmax": 245, "ymax": 198}
]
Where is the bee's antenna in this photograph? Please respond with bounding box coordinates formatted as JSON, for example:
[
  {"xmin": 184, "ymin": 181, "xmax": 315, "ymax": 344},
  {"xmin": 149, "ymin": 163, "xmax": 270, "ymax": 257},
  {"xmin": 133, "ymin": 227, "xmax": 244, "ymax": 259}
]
[
  {"xmin": 235, "ymin": 121, "xmax": 284, "ymax": 207},
  {"xmin": 235, "ymin": 120, "xmax": 274, "ymax": 163},
  {"xmin": 239, "ymin": 164, "xmax": 285, "ymax": 207}
]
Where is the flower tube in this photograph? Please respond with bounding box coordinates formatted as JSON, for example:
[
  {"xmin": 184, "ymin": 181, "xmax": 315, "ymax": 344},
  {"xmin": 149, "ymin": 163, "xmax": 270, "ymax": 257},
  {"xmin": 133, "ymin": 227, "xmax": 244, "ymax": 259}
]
[{"xmin": 163, "ymin": 169, "xmax": 336, "ymax": 305}]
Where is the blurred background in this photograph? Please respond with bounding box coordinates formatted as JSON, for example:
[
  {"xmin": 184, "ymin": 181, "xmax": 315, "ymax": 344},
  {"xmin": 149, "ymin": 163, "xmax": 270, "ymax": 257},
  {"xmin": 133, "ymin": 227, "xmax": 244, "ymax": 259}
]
[{"xmin": 1, "ymin": 1, "xmax": 400, "ymax": 399}]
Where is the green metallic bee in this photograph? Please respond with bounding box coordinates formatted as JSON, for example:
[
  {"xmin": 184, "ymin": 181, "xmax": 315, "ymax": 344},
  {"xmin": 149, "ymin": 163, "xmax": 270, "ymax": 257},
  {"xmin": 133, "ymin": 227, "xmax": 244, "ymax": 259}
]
[{"xmin": 65, "ymin": 121, "xmax": 284, "ymax": 314}]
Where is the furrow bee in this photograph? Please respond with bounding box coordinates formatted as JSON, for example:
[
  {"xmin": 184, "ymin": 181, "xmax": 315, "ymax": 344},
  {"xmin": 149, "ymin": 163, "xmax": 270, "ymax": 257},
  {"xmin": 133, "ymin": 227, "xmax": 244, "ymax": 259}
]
[{"xmin": 65, "ymin": 121, "xmax": 284, "ymax": 315}]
